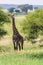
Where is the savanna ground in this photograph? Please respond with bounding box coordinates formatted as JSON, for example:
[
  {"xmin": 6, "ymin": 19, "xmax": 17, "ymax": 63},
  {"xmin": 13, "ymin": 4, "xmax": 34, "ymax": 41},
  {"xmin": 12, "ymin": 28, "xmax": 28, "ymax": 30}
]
[{"xmin": 0, "ymin": 15, "xmax": 43, "ymax": 65}]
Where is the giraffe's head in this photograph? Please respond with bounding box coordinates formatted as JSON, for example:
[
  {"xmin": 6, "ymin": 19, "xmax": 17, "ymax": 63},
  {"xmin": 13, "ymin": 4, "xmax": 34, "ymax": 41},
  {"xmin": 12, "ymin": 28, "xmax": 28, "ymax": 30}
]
[{"xmin": 8, "ymin": 13, "xmax": 15, "ymax": 18}]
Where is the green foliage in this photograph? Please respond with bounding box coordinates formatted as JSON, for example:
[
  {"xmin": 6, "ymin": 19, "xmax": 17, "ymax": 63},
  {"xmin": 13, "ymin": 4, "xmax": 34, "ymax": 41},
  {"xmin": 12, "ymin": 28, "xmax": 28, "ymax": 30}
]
[
  {"xmin": 0, "ymin": 29, "xmax": 7, "ymax": 37},
  {"xmin": 0, "ymin": 10, "xmax": 10, "ymax": 37},
  {"xmin": 0, "ymin": 48, "xmax": 43, "ymax": 65},
  {"xmin": 0, "ymin": 10, "xmax": 10, "ymax": 23},
  {"xmin": 21, "ymin": 9, "xmax": 43, "ymax": 40}
]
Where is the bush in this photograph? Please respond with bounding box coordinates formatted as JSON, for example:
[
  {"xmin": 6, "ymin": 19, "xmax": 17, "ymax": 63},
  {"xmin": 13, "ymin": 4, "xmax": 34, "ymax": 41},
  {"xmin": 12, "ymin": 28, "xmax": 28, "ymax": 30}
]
[
  {"xmin": 0, "ymin": 10, "xmax": 10, "ymax": 37},
  {"xmin": 21, "ymin": 9, "xmax": 43, "ymax": 40}
]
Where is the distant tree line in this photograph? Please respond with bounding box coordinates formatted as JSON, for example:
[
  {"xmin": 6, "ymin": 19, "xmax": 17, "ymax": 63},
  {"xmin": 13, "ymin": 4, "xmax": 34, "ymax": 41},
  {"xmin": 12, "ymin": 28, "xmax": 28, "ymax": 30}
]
[
  {"xmin": 8, "ymin": 4, "xmax": 33, "ymax": 13},
  {"xmin": 18, "ymin": 4, "xmax": 33, "ymax": 13}
]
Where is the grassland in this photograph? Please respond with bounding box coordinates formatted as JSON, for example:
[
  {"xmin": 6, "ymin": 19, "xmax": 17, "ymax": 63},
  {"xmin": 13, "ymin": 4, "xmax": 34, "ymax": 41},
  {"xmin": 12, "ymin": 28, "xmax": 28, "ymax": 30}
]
[
  {"xmin": 0, "ymin": 42, "xmax": 43, "ymax": 65},
  {"xmin": 0, "ymin": 15, "xmax": 43, "ymax": 65}
]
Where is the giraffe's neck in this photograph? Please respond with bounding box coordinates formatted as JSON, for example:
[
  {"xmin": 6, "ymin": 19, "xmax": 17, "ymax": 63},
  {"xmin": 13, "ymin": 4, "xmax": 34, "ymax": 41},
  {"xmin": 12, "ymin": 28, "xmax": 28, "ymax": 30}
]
[{"xmin": 12, "ymin": 17, "xmax": 19, "ymax": 35}]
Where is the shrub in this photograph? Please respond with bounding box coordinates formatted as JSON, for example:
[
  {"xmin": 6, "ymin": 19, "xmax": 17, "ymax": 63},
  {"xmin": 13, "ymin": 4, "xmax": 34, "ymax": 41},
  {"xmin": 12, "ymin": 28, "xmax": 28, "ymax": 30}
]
[{"xmin": 21, "ymin": 9, "xmax": 43, "ymax": 40}]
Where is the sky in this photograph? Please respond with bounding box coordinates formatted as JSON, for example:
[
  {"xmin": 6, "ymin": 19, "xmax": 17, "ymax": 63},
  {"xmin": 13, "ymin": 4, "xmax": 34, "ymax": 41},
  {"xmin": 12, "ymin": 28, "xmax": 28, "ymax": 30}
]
[{"xmin": 0, "ymin": 0, "xmax": 43, "ymax": 5}]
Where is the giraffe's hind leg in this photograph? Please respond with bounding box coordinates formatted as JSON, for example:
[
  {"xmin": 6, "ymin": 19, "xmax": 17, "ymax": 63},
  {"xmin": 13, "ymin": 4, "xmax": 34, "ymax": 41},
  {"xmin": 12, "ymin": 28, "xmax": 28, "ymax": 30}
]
[
  {"xmin": 18, "ymin": 40, "xmax": 24, "ymax": 50},
  {"xmin": 21, "ymin": 40, "xmax": 24, "ymax": 50},
  {"xmin": 19, "ymin": 43, "xmax": 21, "ymax": 50}
]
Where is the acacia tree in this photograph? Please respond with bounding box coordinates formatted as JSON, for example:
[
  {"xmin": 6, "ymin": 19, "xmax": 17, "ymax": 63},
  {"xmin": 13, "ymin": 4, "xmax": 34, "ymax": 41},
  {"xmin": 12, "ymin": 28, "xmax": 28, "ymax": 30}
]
[
  {"xmin": 0, "ymin": 10, "xmax": 10, "ymax": 37},
  {"xmin": 20, "ymin": 9, "xmax": 43, "ymax": 40},
  {"xmin": 8, "ymin": 8, "xmax": 15, "ymax": 13}
]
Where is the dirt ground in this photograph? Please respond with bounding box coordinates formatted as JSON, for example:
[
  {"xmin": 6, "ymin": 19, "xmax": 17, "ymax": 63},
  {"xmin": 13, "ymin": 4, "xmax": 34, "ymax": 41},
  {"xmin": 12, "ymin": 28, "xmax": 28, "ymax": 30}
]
[{"xmin": 0, "ymin": 38, "xmax": 12, "ymax": 46}]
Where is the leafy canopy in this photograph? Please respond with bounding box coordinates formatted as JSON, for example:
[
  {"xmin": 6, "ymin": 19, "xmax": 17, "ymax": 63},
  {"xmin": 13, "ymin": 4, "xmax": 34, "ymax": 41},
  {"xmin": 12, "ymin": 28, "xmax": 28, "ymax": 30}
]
[
  {"xmin": 21, "ymin": 9, "xmax": 43, "ymax": 40},
  {"xmin": 0, "ymin": 9, "xmax": 10, "ymax": 37}
]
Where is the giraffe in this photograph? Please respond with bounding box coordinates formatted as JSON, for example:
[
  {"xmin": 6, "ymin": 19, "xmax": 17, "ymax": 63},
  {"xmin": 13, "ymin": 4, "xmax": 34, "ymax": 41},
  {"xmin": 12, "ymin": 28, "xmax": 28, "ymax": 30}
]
[{"xmin": 9, "ymin": 14, "xmax": 24, "ymax": 50}]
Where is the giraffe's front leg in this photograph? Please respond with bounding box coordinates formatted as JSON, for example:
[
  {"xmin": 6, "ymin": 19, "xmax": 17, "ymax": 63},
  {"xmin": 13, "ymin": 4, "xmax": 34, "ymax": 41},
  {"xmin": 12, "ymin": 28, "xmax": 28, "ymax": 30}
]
[
  {"xmin": 13, "ymin": 41, "xmax": 18, "ymax": 50},
  {"xmin": 13, "ymin": 41, "xmax": 16, "ymax": 50}
]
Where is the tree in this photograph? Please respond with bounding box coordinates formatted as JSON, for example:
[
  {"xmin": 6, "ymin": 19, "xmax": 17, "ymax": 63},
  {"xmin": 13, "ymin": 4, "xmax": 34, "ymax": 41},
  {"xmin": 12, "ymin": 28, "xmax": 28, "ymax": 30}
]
[
  {"xmin": 20, "ymin": 9, "xmax": 43, "ymax": 40},
  {"xmin": 0, "ymin": 10, "xmax": 10, "ymax": 37},
  {"xmin": 18, "ymin": 4, "xmax": 33, "ymax": 13},
  {"xmin": 8, "ymin": 8, "xmax": 15, "ymax": 13}
]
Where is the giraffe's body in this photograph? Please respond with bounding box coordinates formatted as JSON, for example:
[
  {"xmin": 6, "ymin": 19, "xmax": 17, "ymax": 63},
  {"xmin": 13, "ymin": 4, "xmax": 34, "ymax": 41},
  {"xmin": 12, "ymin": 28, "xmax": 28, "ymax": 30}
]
[{"xmin": 9, "ymin": 14, "xmax": 24, "ymax": 50}]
